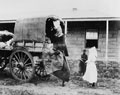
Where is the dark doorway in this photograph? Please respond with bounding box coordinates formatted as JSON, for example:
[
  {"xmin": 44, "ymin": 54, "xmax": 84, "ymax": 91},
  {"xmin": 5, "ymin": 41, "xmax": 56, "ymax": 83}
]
[
  {"xmin": 0, "ymin": 23, "xmax": 15, "ymax": 33},
  {"xmin": 86, "ymin": 40, "xmax": 98, "ymax": 48}
]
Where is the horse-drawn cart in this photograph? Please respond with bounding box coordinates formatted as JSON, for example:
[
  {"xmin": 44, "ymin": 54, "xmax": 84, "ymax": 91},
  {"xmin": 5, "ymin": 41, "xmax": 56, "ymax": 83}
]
[{"xmin": 0, "ymin": 16, "xmax": 70, "ymax": 86}]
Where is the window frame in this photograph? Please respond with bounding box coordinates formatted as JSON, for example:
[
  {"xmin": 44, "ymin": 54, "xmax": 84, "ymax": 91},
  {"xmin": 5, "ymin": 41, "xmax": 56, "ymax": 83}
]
[{"xmin": 85, "ymin": 29, "xmax": 99, "ymax": 48}]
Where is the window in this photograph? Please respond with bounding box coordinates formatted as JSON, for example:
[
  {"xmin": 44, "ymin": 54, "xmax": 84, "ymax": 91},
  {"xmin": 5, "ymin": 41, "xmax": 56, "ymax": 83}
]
[{"xmin": 85, "ymin": 29, "xmax": 98, "ymax": 48}]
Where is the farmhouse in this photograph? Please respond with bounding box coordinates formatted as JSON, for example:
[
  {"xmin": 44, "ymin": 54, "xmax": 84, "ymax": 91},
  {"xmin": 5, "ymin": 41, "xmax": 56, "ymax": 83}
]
[
  {"xmin": 0, "ymin": 10, "xmax": 120, "ymax": 62},
  {"xmin": 61, "ymin": 10, "xmax": 120, "ymax": 62}
]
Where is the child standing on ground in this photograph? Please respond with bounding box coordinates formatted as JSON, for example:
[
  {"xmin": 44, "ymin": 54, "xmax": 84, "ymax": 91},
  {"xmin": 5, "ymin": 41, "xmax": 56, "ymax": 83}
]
[{"xmin": 79, "ymin": 49, "xmax": 88, "ymax": 76}]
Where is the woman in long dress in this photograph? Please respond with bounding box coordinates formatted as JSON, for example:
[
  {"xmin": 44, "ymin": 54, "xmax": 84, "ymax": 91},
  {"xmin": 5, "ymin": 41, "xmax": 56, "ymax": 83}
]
[{"xmin": 83, "ymin": 46, "xmax": 97, "ymax": 87}]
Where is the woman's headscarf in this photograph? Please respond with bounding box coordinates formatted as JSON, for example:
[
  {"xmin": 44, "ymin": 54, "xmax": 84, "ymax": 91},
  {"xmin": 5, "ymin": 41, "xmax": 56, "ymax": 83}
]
[
  {"xmin": 89, "ymin": 46, "xmax": 97, "ymax": 57},
  {"xmin": 88, "ymin": 46, "xmax": 97, "ymax": 62}
]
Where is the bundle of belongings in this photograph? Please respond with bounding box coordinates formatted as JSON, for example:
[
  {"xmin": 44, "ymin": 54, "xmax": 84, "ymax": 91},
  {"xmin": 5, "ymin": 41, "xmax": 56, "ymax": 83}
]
[
  {"xmin": 0, "ymin": 30, "xmax": 15, "ymax": 49},
  {"xmin": 40, "ymin": 38, "xmax": 64, "ymax": 74}
]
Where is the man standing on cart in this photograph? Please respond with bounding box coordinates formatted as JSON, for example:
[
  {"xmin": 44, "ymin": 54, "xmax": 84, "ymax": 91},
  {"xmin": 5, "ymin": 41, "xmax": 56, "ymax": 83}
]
[{"xmin": 46, "ymin": 16, "xmax": 68, "ymax": 56}]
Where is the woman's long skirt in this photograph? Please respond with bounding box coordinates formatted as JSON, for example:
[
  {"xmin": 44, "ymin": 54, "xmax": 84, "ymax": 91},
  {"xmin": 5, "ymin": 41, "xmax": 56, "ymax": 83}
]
[{"xmin": 83, "ymin": 61, "xmax": 97, "ymax": 83}]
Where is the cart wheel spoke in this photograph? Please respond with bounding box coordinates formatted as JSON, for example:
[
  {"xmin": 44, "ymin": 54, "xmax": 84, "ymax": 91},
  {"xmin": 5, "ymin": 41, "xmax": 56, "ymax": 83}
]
[
  {"xmin": 24, "ymin": 71, "xmax": 29, "ymax": 79},
  {"xmin": 19, "ymin": 71, "xmax": 23, "ymax": 79},
  {"xmin": 22, "ymin": 54, "xmax": 27, "ymax": 62},
  {"xmin": 16, "ymin": 52, "xmax": 21, "ymax": 61},
  {"xmin": 22, "ymin": 72, "xmax": 26, "ymax": 80},
  {"xmin": 25, "ymin": 62, "xmax": 32, "ymax": 67},
  {"xmin": 20, "ymin": 52, "xmax": 23, "ymax": 60},
  {"xmin": 21, "ymin": 52, "xmax": 26, "ymax": 62},
  {"xmin": 24, "ymin": 57, "xmax": 30, "ymax": 65},
  {"xmin": 25, "ymin": 70, "xmax": 32, "ymax": 78},
  {"xmin": 13, "ymin": 68, "xmax": 19, "ymax": 75},
  {"xmin": 26, "ymin": 68, "xmax": 33, "ymax": 73},
  {"xmin": 14, "ymin": 53, "xmax": 20, "ymax": 62},
  {"xmin": 12, "ymin": 58, "xmax": 18, "ymax": 64},
  {"xmin": 14, "ymin": 68, "xmax": 21, "ymax": 78}
]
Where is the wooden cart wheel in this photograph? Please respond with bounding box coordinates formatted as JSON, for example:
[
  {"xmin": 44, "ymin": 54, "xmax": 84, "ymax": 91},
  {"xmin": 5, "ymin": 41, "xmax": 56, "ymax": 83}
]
[
  {"xmin": 35, "ymin": 61, "xmax": 50, "ymax": 80},
  {"xmin": 35, "ymin": 61, "xmax": 46, "ymax": 77},
  {"xmin": 9, "ymin": 49, "xmax": 35, "ymax": 82}
]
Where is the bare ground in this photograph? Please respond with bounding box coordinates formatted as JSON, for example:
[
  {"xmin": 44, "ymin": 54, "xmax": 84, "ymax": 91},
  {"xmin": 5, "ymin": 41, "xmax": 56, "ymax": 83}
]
[{"xmin": 0, "ymin": 70, "xmax": 120, "ymax": 95}]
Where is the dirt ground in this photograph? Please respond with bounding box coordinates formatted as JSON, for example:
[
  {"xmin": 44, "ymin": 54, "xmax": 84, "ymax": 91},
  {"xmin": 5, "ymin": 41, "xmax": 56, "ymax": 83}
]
[{"xmin": 0, "ymin": 70, "xmax": 120, "ymax": 95}]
